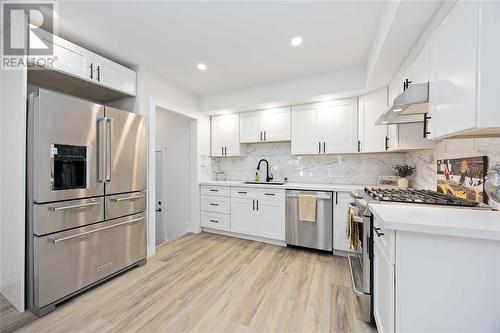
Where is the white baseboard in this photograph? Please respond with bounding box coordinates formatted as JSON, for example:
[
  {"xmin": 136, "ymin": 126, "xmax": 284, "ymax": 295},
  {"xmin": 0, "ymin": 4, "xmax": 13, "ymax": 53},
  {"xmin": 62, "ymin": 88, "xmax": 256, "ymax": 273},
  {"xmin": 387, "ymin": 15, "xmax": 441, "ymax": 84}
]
[{"xmin": 201, "ymin": 228, "xmax": 287, "ymax": 247}]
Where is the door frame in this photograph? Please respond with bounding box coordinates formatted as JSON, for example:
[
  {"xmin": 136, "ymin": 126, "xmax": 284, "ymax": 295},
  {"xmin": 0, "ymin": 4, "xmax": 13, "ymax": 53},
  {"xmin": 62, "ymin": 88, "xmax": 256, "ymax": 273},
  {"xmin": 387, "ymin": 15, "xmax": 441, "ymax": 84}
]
[
  {"xmin": 154, "ymin": 149, "xmax": 168, "ymax": 246},
  {"xmin": 147, "ymin": 97, "xmax": 201, "ymax": 257}
]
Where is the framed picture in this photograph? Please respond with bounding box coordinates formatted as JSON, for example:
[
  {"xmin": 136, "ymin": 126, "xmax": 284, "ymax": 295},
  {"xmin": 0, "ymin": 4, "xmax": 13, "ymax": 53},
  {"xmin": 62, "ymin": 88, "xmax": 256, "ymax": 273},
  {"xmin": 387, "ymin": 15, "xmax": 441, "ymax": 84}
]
[{"xmin": 436, "ymin": 156, "xmax": 488, "ymax": 203}]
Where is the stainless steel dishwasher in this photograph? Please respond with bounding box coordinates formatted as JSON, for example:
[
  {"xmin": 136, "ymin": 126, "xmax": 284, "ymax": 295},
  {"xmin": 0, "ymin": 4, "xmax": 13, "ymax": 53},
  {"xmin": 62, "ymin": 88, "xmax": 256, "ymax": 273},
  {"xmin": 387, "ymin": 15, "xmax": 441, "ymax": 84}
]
[{"xmin": 285, "ymin": 190, "xmax": 333, "ymax": 251}]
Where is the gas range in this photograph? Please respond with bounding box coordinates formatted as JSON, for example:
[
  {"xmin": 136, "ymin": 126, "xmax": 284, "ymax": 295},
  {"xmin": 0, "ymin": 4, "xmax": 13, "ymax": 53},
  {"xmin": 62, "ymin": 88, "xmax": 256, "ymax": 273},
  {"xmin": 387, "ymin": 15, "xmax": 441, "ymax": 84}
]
[{"xmin": 355, "ymin": 187, "xmax": 491, "ymax": 210}]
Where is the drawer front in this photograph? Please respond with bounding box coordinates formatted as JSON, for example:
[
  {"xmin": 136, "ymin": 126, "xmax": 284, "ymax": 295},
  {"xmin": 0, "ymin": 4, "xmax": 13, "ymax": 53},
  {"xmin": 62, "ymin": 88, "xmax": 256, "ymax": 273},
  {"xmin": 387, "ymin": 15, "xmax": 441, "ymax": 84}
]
[
  {"xmin": 200, "ymin": 211, "xmax": 230, "ymax": 231},
  {"xmin": 201, "ymin": 195, "xmax": 230, "ymax": 214},
  {"xmin": 105, "ymin": 191, "xmax": 146, "ymax": 220},
  {"xmin": 256, "ymin": 188, "xmax": 285, "ymax": 201},
  {"xmin": 231, "ymin": 187, "xmax": 257, "ymax": 198},
  {"xmin": 373, "ymin": 216, "xmax": 395, "ymax": 264},
  {"xmin": 34, "ymin": 213, "xmax": 146, "ymax": 307},
  {"xmin": 200, "ymin": 185, "xmax": 229, "ymax": 197},
  {"xmin": 34, "ymin": 197, "xmax": 105, "ymax": 236}
]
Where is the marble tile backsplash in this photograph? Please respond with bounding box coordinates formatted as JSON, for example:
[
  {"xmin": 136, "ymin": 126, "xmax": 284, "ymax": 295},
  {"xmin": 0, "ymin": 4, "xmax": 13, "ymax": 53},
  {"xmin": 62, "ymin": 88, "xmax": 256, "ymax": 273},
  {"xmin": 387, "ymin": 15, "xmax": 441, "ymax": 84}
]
[
  {"xmin": 404, "ymin": 138, "xmax": 500, "ymax": 190},
  {"xmin": 211, "ymin": 142, "xmax": 405, "ymax": 185}
]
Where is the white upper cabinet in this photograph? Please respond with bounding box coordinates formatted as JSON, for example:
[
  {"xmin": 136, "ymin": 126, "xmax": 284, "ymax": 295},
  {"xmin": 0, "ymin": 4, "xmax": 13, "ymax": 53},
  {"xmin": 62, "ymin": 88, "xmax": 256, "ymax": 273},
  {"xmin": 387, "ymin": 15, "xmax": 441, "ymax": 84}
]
[
  {"xmin": 28, "ymin": 30, "xmax": 136, "ymax": 96},
  {"xmin": 211, "ymin": 114, "xmax": 246, "ymax": 157},
  {"xmin": 239, "ymin": 111, "xmax": 261, "ymax": 143},
  {"xmin": 320, "ymin": 99, "xmax": 358, "ymax": 154},
  {"xmin": 239, "ymin": 107, "xmax": 290, "ymax": 143},
  {"xmin": 291, "ymin": 99, "xmax": 358, "ymax": 155},
  {"xmin": 260, "ymin": 107, "xmax": 291, "ymax": 142},
  {"xmin": 92, "ymin": 55, "xmax": 137, "ymax": 96},
  {"xmin": 291, "ymin": 104, "xmax": 319, "ymax": 154},
  {"xmin": 358, "ymin": 88, "xmax": 389, "ymax": 153},
  {"xmin": 413, "ymin": 40, "xmax": 430, "ymax": 84},
  {"xmin": 429, "ymin": 1, "xmax": 500, "ymax": 139}
]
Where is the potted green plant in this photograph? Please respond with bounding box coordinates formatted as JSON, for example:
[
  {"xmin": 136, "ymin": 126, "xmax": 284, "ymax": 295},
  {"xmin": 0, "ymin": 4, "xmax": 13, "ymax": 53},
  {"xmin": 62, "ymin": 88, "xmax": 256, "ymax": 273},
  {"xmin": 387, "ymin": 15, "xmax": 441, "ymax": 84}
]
[{"xmin": 393, "ymin": 164, "xmax": 416, "ymax": 189}]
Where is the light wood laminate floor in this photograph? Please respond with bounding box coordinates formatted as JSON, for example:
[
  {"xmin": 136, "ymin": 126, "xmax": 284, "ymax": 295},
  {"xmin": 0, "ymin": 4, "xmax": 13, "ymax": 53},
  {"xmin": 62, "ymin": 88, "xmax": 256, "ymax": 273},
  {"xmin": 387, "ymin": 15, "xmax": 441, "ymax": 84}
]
[{"xmin": 2, "ymin": 233, "xmax": 377, "ymax": 333}]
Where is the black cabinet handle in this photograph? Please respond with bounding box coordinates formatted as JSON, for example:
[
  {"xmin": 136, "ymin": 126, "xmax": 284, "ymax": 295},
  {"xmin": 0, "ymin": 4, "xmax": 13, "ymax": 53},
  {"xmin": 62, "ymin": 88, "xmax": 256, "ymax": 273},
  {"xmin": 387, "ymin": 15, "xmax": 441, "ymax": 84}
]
[
  {"xmin": 209, "ymin": 203, "xmax": 219, "ymax": 206},
  {"xmin": 319, "ymin": 142, "xmax": 321, "ymax": 153},
  {"xmin": 252, "ymin": 199, "xmax": 255, "ymax": 210},
  {"xmin": 90, "ymin": 63, "xmax": 93, "ymax": 79},
  {"xmin": 385, "ymin": 136, "xmax": 389, "ymax": 151},
  {"xmin": 374, "ymin": 227, "xmax": 384, "ymax": 237},
  {"xmin": 403, "ymin": 78, "xmax": 412, "ymax": 91},
  {"xmin": 264, "ymin": 193, "xmax": 275, "ymax": 196},
  {"xmin": 264, "ymin": 131, "xmax": 266, "ymax": 141},
  {"xmin": 221, "ymin": 147, "xmax": 223, "ymax": 155},
  {"xmin": 357, "ymin": 140, "xmax": 361, "ymax": 152},
  {"xmin": 209, "ymin": 189, "xmax": 219, "ymax": 192},
  {"xmin": 260, "ymin": 131, "xmax": 263, "ymax": 141},
  {"xmin": 209, "ymin": 219, "xmax": 218, "ymax": 223},
  {"xmin": 225, "ymin": 147, "xmax": 227, "ymax": 155},
  {"xmin": 256, "ymin": 199, "xmax": 259, "ymax": 211},
  {"xmin": 323, "ymin": 142, "xmax": 325, "ymax": 153},
  {"xmin": 237, "ymin": 191, "xmax": 247, "ymax": 194},
  {"xmin": 335, "ymin": 192, "xmax": 338, "ymax": 205},
  {"xmin": 96, "ymin": 66, "xmax": 101, "ymax": 81},
  {"xmin": 423, "ymin": 113, "xmax": 431, "ymax": 138}
]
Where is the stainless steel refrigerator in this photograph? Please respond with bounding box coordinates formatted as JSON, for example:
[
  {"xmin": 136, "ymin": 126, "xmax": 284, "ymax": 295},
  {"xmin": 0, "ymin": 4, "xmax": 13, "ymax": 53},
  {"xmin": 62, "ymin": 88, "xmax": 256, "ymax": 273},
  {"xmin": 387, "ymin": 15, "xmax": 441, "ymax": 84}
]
[{"xmin": 26, "ymin": 87, "xmax": 147, "ymax": 316}]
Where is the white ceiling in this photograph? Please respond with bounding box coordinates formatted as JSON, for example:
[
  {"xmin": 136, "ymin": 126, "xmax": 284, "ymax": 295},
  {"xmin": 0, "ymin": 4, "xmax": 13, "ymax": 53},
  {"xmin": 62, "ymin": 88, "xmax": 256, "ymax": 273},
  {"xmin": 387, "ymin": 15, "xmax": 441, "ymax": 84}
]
[{"xmin": 57, "ymin": 1, "xmax": 385, "ymax": 95}]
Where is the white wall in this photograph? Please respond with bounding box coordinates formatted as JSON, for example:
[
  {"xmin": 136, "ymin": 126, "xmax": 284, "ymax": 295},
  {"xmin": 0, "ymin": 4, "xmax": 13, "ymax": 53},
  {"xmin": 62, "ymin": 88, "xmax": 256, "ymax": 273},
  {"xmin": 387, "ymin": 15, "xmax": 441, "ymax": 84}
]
[
  {"xmin": 0, "ymin": 67, "xmax": 27, "ymax": 312},
  {"xmin": 200, "ymin": 65, "xmax": 366, "ymax": 113},
  {"xmin": 137, "ymin": 66, "xmax": 210, "ymax": 255},
  {"xmin": 155, "ymin": 108, "xmax": 192, "ymax": 242}
]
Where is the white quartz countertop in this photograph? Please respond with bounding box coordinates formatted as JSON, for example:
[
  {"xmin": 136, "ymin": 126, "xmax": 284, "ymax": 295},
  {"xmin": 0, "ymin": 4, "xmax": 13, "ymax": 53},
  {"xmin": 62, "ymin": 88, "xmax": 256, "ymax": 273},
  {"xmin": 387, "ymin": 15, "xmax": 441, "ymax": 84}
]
[
  {"xmin": 369, "ymin": 203, "xmax": 500, "ymax": 241},
  {"xmin": 199, "ymin": 180, "xmax": 366, "ymax": 192}
]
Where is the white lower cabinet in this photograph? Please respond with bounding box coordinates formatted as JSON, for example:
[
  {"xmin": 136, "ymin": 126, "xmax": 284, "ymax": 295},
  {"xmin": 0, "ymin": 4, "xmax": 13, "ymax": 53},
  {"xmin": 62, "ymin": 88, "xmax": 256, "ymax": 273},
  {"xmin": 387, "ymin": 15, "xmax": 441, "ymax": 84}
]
[
  {"xmin": 230, "ymin": 197, "xmax": 257, "ymax": 236},
  {"xmin": 373, "ymin": 238, "xmax": 395, "ymax": 333},
  {"xmin": 230, "ymin": 188, "xmax": 285, "ymax": 241},
  {"xmin": 200, "ymin": 185, "xmax": 230, "ymax": 232},
  {"xmin": 333, "ymin": 192, "xmax": 354, "ymax": 252}
]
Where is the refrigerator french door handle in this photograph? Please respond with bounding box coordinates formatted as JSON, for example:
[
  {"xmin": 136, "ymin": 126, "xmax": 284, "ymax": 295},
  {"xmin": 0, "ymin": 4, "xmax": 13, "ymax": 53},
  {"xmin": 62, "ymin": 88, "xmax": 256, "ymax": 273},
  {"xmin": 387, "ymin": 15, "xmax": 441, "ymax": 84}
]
[
  {"xmin": 106, "ymin": 118, "xmax": 113, "ymax": 183},
  {"xmin": 97, "ymin": 117, "xmax": 106, "ymax": 183}
]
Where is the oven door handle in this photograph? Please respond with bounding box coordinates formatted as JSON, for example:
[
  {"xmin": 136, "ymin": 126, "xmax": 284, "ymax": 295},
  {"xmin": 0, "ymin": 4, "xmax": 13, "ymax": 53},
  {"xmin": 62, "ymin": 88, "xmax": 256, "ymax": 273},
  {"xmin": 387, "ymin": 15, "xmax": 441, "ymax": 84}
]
[{"xmin": 51, "ymin": 216, "xmax": 144, "ymax": 244}]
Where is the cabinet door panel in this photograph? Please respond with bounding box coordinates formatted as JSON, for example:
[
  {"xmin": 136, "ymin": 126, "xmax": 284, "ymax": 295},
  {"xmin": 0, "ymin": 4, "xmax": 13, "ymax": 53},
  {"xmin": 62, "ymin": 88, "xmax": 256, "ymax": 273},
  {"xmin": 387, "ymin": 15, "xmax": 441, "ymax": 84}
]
[
  {"xmin": 429, "ymin": 1, "xmax": 478, "ymax": 139},
  {"xmin": 260, "ymin": 107, "xmax": 290, "ymax": 142},
  {"xmin": 374, "ymin": 240, "xmax": 395, "ymax": 333},
  {"xmin": 413, "ymin": 41, "xmax": 430, "ymax": 84},
  {"xmin": 30, "ymin": 29, "xmax": 92, "ymax": 81},
  {"xmin": 230, "ymin": 198, "xmax": 257, "ymax": 236},
  {"xmin": 358, "ymin": 88, "xmax": 388, "ymax": 153},
  {"xmin": 95, "ymin": 56, "xmax": 136, "ymax": 96},
  {"xmin": 291, "ymin": 104, "xmax": 319, "ymax": 154},
  {"xmin": 211, "ymin": 114, "xmax": 242, "ymax": 157},
  {"xmin": 240, "ymin": 111, "xmax": 261, "ymax": 143},
  {"xmin": 333, "ymin": 192, "xmax": 353, "ymax": 252},
  {"xmin": 256, "ymin": 198, "xmax": 285, "ymax": 241},
  {"xmin": 320, "ymin": 99, "xmax": 358, "ymax": 154}
]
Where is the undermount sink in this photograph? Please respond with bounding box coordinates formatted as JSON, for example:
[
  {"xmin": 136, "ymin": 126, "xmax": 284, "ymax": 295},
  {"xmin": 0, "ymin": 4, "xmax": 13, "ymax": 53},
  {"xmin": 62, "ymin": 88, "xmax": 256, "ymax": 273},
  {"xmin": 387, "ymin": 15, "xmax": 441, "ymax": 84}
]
[{"xmin": 243, "ymin": 181, "xmax": 285, "ymax": 185}]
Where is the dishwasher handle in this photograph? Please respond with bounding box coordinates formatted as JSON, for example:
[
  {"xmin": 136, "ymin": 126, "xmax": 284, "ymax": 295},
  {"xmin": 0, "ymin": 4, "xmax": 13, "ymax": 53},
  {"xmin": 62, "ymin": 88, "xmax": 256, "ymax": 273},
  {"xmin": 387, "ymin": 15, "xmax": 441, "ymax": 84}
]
[{"xmin": 285, "ymin": 191, "xmax": 332, "ymax": 200}]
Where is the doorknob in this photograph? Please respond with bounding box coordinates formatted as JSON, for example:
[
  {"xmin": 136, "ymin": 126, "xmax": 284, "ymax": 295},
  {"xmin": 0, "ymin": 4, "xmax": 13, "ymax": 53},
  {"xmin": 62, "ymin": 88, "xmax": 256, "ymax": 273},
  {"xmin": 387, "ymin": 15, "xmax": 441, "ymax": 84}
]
[{"xmin": 155, "ymin": 208, "xmax": 161, "ymax": 212}]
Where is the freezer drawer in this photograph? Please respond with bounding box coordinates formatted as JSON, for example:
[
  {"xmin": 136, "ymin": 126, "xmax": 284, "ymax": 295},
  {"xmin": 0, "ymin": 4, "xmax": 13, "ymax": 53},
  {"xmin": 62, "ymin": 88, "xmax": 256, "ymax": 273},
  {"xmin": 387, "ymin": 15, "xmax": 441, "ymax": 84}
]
[
  {"xmin": 33, "ymin": 213, "xmax": 146, "ymax": 308},
  {"xmin": 33, "ymin": 197, "xmax": 104, "ymax": 236},
  {"xmin": 105, "ymin": 191, "xmax": 146, "ymax": 220},
  {"xmin": 285, "ymin": 190, "xmax": 333, "ymax": 251}
]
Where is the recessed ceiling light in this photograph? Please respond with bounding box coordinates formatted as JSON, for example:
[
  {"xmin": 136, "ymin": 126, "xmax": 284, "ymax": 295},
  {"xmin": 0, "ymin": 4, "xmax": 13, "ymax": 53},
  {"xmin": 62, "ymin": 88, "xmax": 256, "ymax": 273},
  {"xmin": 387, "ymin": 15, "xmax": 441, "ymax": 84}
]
[
  {"xmin": 197, "ymin": 63, "xmax": 207, "ymax": 71},
  {"xmin": 291, "ymin": 36, "xmax": 303, "ymax": 47}
]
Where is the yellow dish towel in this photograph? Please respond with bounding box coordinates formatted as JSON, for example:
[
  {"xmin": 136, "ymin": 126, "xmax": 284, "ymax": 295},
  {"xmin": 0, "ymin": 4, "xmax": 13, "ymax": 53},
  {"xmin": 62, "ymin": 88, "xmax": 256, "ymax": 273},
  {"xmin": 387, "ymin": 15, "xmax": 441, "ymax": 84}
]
[
  {"xmin": 298, "ymin": 195, "xmax": 317, "ymax": 222},
  {"xmin": 347, "ymin": 206, "xmax": 360, "ymax": 250}
]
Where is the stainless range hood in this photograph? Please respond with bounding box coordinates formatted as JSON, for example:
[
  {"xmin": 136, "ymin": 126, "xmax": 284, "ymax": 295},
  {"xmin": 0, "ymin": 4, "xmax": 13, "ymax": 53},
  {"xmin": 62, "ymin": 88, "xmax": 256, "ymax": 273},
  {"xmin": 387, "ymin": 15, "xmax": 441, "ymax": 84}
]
[{"xmin": 376, "ymin": 82, "xmax": 429, "ymax": 125}]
